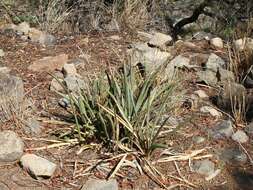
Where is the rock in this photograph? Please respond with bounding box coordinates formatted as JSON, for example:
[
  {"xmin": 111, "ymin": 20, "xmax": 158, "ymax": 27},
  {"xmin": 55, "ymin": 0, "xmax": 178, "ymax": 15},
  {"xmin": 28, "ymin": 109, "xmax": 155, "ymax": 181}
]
[
  {"xmin": 39, "ymin": 33, "xmax": 56, "ymax": 46},
  {"xmin": 210, "ymin": 37, "xmax": 224, "ymax": 48},
  {"xmin": 148, "ymin": 32, "xmax": 173, "ymax": 47},
  {"xmin": 28, "ymin": 54, "xmax": 68, "ymax": 72},
  {"xmin": 0, "ymin": 49, "xmax": 4, "ymax": 57},
  {"xmin": 128, "ymin": 43, "xmax": 171, "ymax": 72},
  {"xmin": 64, "ymin": 75, "xmax": 86, "ymax": 92},
  {"xmin": 24, "ymin": 118, "xmax": 42, "ymax": 135},
  {"xmin": 165, "ymin": 55, "xmax": 193, "ymax": 79},
  {"xmin": 234, "ymin": 37, "xmax": 253, "ymax": 51},
  {"xmin": 194, "ymin": 90, "xmax": 208, "ymax": 98},
  {"xmin": 68, "ymin": 58, "xmax": 86, "ymax": 68},
  {"xmin": 58, "ymin": 98, "xmax": 70, "ymax": 108},
  {"xmin": 137, "ymin": 31, "xmax": 153, "ymax": 41},
  {"xmin": 0, "ymin": 67, "xmax": 10, "ymax": 74},
  {"xmin": 245, "ymin": 122, "xmax": 253, "ymax": 135},
  {"xmin": 81, "ymin": 179, "xmax": 118, "ymax": 190},
  {"xmin": 197, "ymin": 70, "xmax": 217, "ymax": 86},
  {"xmin": 0, "ymin": 73, "xmax": 24, "ymax": 122},
  {"xmin": 205, "ymin": 53, "xmax": 225, "ymax": 72},
  {"xmin": 62, "ymin": 63, "xmax": 77, "ymax": 77},
  {"xmin": 219, "ymin": 147, "xmax": 247, "ymax": 164},
  {"xmin": 50, "ymin": 78, "xmax": 64, "ymax": 92},
  {"xmin": 192, "ymin": 31, "xmax": 214, "ymax": 41},
  {"xmin": 192, "ymin": 136, "xmax": 206, "ymax": 144},
  {"xmin": 20, "ymin": 154, "xmax": 57, "ymax": 179},
  {"xmin": 232, "ymin": 130, "xmax": 249, "ymax": 143},
  {"xmin": 15, "ymin": 22, "xmax": 30, "ymax": 35},
  {"xmin": 28, "ymin": 28, "xmax": 43, "ymax": 43},
  {"xmin": 0, "ymin": 130, "xmax": 24, "ymax": 162},
  {"xmin": 200, "ymin": 106, "xmax": 222, "ymax": 117},
  {"xmin": 109, "ymin": 35, "xmax": 121, "ymax": 40},
  {"xmin": 218, "ymin": 68, "xmax": 235, "ymax": 82},
  {"xmin": 209, "ymin": 120, "xmax": 233, "ymax": 139},
  {"xmin": 192, "ymin": 159, "xmax": 215, "ymax": 176},
  {"xmin": 217, "ymin": 82, "xmax": 246, "ymax": 109}
]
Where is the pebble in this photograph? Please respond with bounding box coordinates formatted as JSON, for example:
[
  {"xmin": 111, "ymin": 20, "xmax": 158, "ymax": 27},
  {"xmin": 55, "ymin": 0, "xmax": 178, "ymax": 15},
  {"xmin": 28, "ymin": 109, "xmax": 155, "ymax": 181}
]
[{"xmin": 232, "ymin": 130, "xmax": 249, "ymax": 143}]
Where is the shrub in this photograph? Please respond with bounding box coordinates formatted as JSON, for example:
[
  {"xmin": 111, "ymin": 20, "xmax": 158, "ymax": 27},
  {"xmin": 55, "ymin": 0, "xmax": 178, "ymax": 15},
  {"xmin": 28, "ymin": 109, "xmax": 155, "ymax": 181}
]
[{"xmin": 59, "ymin": 64, "xmax": 182, "ymax": 157}]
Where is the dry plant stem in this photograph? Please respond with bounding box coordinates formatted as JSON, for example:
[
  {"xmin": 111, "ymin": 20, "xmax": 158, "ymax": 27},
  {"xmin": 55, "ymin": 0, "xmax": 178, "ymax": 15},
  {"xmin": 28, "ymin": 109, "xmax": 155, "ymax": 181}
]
[{"xmin": 174, "ymin": 161, "xmax": 196, "ymax": 187}]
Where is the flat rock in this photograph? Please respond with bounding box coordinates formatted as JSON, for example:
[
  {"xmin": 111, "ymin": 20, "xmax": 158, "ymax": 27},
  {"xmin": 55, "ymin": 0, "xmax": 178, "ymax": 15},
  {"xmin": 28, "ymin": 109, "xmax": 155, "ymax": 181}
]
[
  {"xmin": 15, "ymin": 22, "xmax": 30, "ymax": 35},
  {"xmin": 219, "ymin": 147, "xmax": 247, "ymax": 164},
  {"xmin": 0, "ymin": 73, "xmax": 24, "ymax": 122},
  {"xmin": 81, "ymin": 179, "xmax": 118, "ymax": 190},
  {"xmin": 148, "ymin": 32, "xmax": 173, "ymax": 47},
  {"xmin": 205, "ymin": 53, "xmax": 225, "ymax": 72},
  {"xmin": 192, "ymin": 159, "xmax": 215, "ymax": 176},
  {"xmin": 128, "ymin": 43, "xmax": 171, "ymax": 72},
  {"xmin": 0, "ymin": 130, "xmax": 24, "ymax": 162},
  {"xmin": 209, "ymin": 120, "xmax": 233, "ymax": 139},
  {"xmin": 232, "ymin": 130, "xmax": 249, "ymax": 143},
  {"xmin": 24, "ymin": 118, "xmax": 42, "ymax": 135},
  {"xmin": 20, "ymin": 154, "xmax": 57, "ymax": 179},
  {"xmin": 64, "ymin": 75, "xmax": 86, "ymax": 92},
  {"xmin": 28, "ymin": 54, "xmax": 68, "ymax": 72},
  {"xmin": 200, "ymin": 106, "xmax": 222, "ymax": 117},
  {"xmin": 197, "ymin": 70, "xmax": 217, "ymax": 86},
  {"xmin": 194, "ymin": 90, "xmax": 208, "ymax": 98}
]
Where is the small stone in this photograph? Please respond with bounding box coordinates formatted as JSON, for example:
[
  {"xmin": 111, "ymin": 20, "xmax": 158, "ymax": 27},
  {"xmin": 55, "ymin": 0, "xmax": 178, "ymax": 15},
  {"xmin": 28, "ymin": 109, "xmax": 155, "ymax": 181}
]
[
  {"xmin": 20, "ymin": 154, "xmax": 57, "ymax": 179},
  {"xmin": 58, "ymin": 98, "xmax": 70, "ymax": 108},
  {"xmin": 28, "ymin": 28, "xmax": 43, "ymax": 43},
  {"xmin": 192, "ymin": 136, "xmax": 206, "ymax": 144},
  {"xmin": 197, "ymin": 70, "xmax": 218, "ymax": 86},
  {"xmin": 232, "ymin": 130, "xmax": 249, "ymax": 143},
  {"xmin": 15, "ymin": 22, "xmax": 30, "ymax": 35},
  {"xmin": 194, "ymin": 90, "xmax": 208, "ymax": 98},
  {"xmin": 192, "ymin": 159, "xmax": 215, "ymax": 176},
  {"xmin": 0, "ymin": 49, "xmax": 4, "ymax": 57},
  {"xmin": 64, "ymin": 75, "xmax": 86, "ymax": 92},
  {"xmin": 39, "ymin": 33, "xmax": 56, "ymax": 46},
  {"xmin": 62, "ymin": 63, "xmax": 77, "ymax": 77},
  {"xmin": 0, "ymin": 130, "xmax": 24, "ymax": 162},
  {"xmin": 25, "ymin": 118, "xmax": 42, "ymax": 135},
  {"xmin": 28, "ymin": 54, "xmax": 68, "ymax": 72},
  {"xmin": 210, "ymin": 37, "xmax": 224, "ymax": 48},
  {"xmin": 200, "ymin": 106, "xmax": 222, "ymax": 117},
  {"xmin": 219, "ymin": 147, "xmax": 247, "ymax": 164},
  {"xmin": 148, "ymin": 32, "xmax": 173, "ymax": 47},
  {"xmin": 50, "ymin": 78, "xmax": 64, "ymax": 92},
  {"xmin": 109, "ymin": 35, "xmax": 121, "ymax": 40},
  {"xmin": 193, "ymin": 31, "xmax": 214, "ymax": 40},
  {"xmin": 205, "ymin": 53, "xmax": 225, "ymax": 72},
  {"xmin": 209, "ymin": 120, "xmax": 233, "ymax": 139},
  {"xmin": 81, "ymin": 179, "xmax": 118, "ymax": 190}
]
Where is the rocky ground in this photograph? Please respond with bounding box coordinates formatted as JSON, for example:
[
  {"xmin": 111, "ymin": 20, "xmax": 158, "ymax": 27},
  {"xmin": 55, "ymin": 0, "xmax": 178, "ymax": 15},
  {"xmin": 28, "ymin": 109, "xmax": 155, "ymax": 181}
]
[{"xmin": 0, "ymin": 21, "xmax": 253, "ymax": 190}]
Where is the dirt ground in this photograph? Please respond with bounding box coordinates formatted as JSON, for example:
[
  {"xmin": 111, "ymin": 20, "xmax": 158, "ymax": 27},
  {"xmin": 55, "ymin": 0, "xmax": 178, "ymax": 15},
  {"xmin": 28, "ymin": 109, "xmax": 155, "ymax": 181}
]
[{"xmin": 0, "ymin": 30, "xmax": 253, "ymax": 190}]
